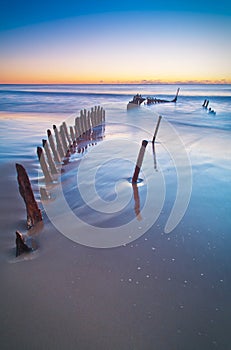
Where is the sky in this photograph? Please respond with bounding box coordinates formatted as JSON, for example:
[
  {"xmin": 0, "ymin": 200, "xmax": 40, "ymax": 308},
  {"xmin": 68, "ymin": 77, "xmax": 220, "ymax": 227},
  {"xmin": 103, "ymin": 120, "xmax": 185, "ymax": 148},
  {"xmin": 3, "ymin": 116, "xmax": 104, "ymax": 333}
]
[{"xmin": 0, "ymin": 0, "xmax": 231, "ymax": 84}]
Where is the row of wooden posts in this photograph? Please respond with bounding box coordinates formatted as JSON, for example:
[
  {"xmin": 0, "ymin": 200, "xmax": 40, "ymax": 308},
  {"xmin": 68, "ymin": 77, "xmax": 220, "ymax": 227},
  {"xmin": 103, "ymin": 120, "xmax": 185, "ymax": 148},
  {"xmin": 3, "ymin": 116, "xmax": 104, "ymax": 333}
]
[{"xmin": 38, "ymin": 105, "xmax": 106, "ymax": 184}]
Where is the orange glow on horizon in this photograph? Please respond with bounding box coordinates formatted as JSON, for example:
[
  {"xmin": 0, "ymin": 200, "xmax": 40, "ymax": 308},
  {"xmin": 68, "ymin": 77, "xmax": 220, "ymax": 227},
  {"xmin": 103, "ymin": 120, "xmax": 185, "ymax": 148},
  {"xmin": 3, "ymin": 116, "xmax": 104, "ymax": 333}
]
[
  {"xmin": 1, "ymin": 63, "xmax": 230, "ymax": 85},
  {"xmin": 1, "ymin": 76, "xmax": 231, "ymax": 85}
]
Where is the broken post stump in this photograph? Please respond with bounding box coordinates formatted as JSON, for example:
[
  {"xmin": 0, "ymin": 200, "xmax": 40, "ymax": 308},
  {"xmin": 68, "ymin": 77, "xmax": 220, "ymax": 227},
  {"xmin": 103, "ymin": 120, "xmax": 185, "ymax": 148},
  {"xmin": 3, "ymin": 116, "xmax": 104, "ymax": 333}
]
[
  {"xmin": 15, "ymin": 230, "xmax": 32, "ymax": 257},
  {"xmin": 16, "ymin": 163, "xmax": 42, "ymax": 229},
  {"xmin": 40, "ymin": 187, "xmax": 50, "ymax": 200},
  {"xmin": 132, "ymin": 140, "xmax": 148, "ymax": 183}
]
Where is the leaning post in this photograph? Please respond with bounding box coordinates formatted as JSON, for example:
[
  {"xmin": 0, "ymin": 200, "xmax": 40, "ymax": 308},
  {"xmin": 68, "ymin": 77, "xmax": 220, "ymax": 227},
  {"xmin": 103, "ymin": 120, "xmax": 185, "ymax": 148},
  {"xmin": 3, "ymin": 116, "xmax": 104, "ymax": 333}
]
[
  {"xmin": 132, "ymin": 140, "xmax": 148, "ymax": 183},
  {"xmin": 152, "ymin": 115, "xmax": 162, "ymax": 144}
]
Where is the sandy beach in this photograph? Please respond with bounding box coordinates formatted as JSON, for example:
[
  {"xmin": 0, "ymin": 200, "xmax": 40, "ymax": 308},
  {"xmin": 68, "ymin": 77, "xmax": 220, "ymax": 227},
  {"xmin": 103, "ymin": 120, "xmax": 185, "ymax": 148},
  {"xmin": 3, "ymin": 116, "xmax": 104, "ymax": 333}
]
[{"xmin": 0, "ymin": 84, "xmax": 231, "ymax": 349}]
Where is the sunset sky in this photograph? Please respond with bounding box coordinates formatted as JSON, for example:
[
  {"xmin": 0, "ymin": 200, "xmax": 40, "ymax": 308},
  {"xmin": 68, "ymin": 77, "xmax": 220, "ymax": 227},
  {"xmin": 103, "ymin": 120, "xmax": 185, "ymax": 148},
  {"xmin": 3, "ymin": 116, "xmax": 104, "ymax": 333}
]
[{"xmin": 1, "ymin": 0, "xmax": 231, "ymax": 84}]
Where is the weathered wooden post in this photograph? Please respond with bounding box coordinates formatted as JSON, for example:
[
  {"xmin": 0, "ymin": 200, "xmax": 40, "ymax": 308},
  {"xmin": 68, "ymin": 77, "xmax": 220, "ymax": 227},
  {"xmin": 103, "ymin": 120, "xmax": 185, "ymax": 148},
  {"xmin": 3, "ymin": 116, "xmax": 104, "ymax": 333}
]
[
  {"xmin": 80, "ymin": 110, "xmax": 85, "ymax": 136},
  {"xmin": 87, "ymin": 111, "xmax": 91, "ymax": 131},
  {"xmin": 16, "ymin": 163, "xmax": 43, "ymax": 229},
  {"xmin": 152, "ymin": 115, "xmax": 162, "ymax": 144},
  {"xmin": 83, "ymin": 109, "xmax": 88, "ymax": 133},
  {"xmin": 60, "ymin": 124, "xmax": 68, "ymax": 154},
  {"xmin": 63, "ymin": 122, "xmax": 72, "ymax": 146},
  {"xmin": 90, "ymin": 108, "xmax": 95, "ymax": 128},
  {"xmin": 42, "ymin": 139, "xmax": 58, "ymax": 174},
  {"xmin": 100, "ymin": 107, "xmax": 104, "ymax": 123},
  {"xmin": 95, "ymin": 106, "xmax": 99, "ymax": 125},
  {"xmin": 47, "ymin": 129, "xmax": 61, "ymax": 163},
  {"xmin": 37, "ymin": 146, "xmax": 53, "ymax": 183},
  {"xmin": 70, "ymin": 126, "xmax": 75, "ymax": 143},
  {"xmin": 132, "ymin": 140, "xmax": 148, "ymax": 183},
  {"xmin": 75, "ymin": 117, "xmax": 81, "ymax": 139},
  {"xmin": 102, "ymin": 108, "xmax": 106, "ymax": 122},
  {"xmin": 53, "ymin": 125, "xmax": 65, "ymax": 158}
]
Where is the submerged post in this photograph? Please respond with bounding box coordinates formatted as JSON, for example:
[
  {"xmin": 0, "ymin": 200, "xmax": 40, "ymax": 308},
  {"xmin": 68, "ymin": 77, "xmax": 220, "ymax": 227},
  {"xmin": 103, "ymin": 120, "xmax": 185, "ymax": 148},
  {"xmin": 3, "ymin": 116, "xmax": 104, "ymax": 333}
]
[
  {"xmin": 15, "ymin": 231, "xmax": 32, "ymax": 257},
  {"xmin": 132, "ymin": 140, "xmax": 148, "ymax": 183},
  {"xmin": 16, "ymin": 163, "xmax": 42, "ymax": 229},
  {"xmin": 152, "ymin": 115, "xmax": 162, "ymax": 144}
]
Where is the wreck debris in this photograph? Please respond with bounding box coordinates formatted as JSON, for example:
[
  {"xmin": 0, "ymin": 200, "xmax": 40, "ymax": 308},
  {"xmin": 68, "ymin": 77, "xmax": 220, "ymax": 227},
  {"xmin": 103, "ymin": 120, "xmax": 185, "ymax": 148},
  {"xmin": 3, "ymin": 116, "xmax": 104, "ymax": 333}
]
[
  {"xmin": 15, "ymin": 230, "xmax": 32, "ymax": 257},
  {"xmin": 16, "ymin": 163, "xmax": 42, "ymax": 229}
]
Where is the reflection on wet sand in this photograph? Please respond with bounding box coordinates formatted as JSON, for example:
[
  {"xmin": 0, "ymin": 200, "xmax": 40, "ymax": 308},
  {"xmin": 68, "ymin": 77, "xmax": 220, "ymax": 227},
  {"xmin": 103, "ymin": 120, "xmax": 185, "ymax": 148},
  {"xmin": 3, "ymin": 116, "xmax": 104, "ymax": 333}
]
[
  {"xmin": 152, "ymin": 142, "xmax": 157, "ymax": 171},
  {"xmin": 132, "ymin": 183, "xmax": 142, "ymax": 221}
]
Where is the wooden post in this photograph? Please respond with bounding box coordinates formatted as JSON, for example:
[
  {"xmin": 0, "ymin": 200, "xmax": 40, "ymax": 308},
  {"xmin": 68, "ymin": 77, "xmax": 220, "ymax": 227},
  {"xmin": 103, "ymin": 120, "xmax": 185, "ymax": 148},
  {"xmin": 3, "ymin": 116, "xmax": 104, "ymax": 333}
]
[
  {"xmin": 70, "ymin": 126, "xmax": 75, "ymax": 142},
  {"xmin": 53, "ymin": 125, "xmax": 65, "ymax": 158},
  {"xmin": 60, "ymin": 124, "xmax": 68, "ymax": 154},
  {"xmin": 95, "ymin": 106, "xmax": 98, "ymax": 125},
  {"xmin": 80, "ymin": 114, "xmax": 85, "ymax": 136},
  {"xmin": 152, "ymin": 115, "xmax": 162, "ymax": 144},
  {"xmin": 75, "ymin": 117, "xmax": 81, "ymax": 139},
  {"xmin": 132, "ymin": 140, "xmax": 148, "ymax": 183},
  {"xmin": 40, "ymin": 187, "xmax": 50, "ymax": 200},
  {"xmin": 102, "ymin": 108, "xmax": 106, "ymax": 122},
  {"xmin": 87, "ymin": 111, "xmax": 91, "ymax": 131},
  {"xmin": 16, "ymin": 163, "xmax": 42, "ymax": 229},
  {"xmin": 83, "ymin": 109, "xmax": 87, "ymax": 133},
  {"xmin": 100, "ymin": 107, "xmax": 104, "ymax": 123},
  {"xmin": 47, "ymin": 129, "xmax": 61, "ymax": 163},
  {"xmin": 90, "ymin": 108, "xmax": 95, "ymax": 128},
  {"xmin": 63, "ymin": 122, "xmax": 72, "ymax": 146},
  {"xmin": 37, "ymin": 146, "xmax": 53, "ymax": 183},
  {"xmin": 42, "ymin": 139, "xmax": 58, "ymax": 174}
]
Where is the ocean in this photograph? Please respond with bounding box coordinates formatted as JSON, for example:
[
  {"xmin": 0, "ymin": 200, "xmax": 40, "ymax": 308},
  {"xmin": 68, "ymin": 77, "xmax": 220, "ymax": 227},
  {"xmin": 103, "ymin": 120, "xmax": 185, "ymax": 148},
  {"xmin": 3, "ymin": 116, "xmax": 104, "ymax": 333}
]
[{"xmin": 0, "ymin": 84, "xmax": 231, "ymax": 349}]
